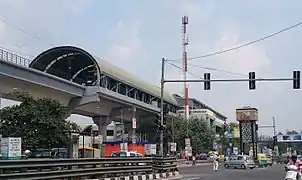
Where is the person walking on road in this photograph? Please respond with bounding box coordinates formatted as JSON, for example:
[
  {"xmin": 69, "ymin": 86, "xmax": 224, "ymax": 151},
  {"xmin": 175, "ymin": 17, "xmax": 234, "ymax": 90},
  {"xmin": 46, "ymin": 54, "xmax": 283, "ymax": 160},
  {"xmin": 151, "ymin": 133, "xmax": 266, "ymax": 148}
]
[
  {"xmin": 192, "ymin": 155, "xmax": 196, "ymax": 165},
  {"xmin": 213, "ymin": 152, "xmax": 219, "ymax": 171}
]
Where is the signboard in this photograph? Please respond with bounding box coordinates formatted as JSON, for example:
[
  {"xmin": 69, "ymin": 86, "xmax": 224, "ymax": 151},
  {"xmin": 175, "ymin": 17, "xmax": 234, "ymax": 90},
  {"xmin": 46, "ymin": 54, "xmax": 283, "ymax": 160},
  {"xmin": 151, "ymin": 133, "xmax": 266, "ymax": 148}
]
[
  {"xmin": 233, "ymin": 147, "xmax": 238, "ymax": 155},
  {"xmin": 274, "ymin": 146, "xmax": 279, "ymax": 156},
  {"xmin": 213, "ymin": 141, "xmax": 217, "ymax": 150},
  {"xmin": 233, "ymin": 127, "xmax": 240, "ymax": 138},
  {"xmin": 145, "ymin": 144, "xmax": 157, "ymax": 155},
  {"xmin": 132, "ymin": 117, "xmax": 137, "ymax": 129},
  {"xmin": 132, "ymin": 134, "xmax": 137, "ymax": 144},
  {"xmin": 169, "ymin": 142, "xmax": 177, "ymax": 152},
  {"xmin": 185, "ymin": 138, "xmax": 190, "ymax": 146},
  {"xmin": 276, "ymin": 134, "xmax": 302, "ymax": 142},
  {"xmin": 185, "ymin": 146, "xmax": 192, "ymax": 157},
  {"xmin": 236, "ymin": 108, "xmax": 258, "ymax": 121},
  {"xmin": 1, "ymin": 137, "xmax": 22, "ymax": 159},
  {"xmin": 120, "ymin": 142, "xmax": 128, "ymax": 151},
  {"xmin": 95, "ymin": 135, "xmax": 103, "ymax": 144}
]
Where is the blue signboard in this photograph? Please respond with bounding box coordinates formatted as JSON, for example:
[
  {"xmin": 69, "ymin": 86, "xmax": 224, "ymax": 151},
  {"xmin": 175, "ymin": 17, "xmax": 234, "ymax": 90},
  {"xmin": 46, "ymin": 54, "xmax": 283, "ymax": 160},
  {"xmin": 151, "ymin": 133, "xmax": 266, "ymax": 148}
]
[{"xmin": 277, "ymin": 134, "xmax": 302, "ymax": 142}]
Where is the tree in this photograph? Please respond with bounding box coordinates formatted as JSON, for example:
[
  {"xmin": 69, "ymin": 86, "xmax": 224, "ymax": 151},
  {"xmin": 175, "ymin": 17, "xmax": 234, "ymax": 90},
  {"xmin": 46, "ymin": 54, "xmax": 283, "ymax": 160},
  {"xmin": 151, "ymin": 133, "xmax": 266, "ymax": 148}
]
[
  {"xmin": 0, "ymin": 92, "xmax": 80, "ymax": 151},
  {"xmin": 165, "ymin": 116, "xmax": 215, "ymax": 154},
  {"xmin": 286, "ymin": 130, "xmax": 298, "ymax": 135}
]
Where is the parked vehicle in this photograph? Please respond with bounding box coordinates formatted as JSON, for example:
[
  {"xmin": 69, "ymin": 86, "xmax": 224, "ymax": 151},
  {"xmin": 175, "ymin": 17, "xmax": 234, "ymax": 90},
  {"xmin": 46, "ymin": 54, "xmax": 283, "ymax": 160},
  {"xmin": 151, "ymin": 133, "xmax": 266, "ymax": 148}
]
[
  {"xmin": 111, "ymin": 151, "xmax": 143, "ymax": 157},
  {"xmin": 224, "ymin": 155, "xmax": 255, "ymax": 169}
]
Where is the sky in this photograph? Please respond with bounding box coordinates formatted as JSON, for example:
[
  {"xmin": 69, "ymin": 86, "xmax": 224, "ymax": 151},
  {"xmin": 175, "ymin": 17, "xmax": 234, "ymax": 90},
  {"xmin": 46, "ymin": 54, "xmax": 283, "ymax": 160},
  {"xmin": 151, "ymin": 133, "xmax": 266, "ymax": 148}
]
[{"xmin": 0, "ymin": 0, "xmax": 301, "ymax": 135}]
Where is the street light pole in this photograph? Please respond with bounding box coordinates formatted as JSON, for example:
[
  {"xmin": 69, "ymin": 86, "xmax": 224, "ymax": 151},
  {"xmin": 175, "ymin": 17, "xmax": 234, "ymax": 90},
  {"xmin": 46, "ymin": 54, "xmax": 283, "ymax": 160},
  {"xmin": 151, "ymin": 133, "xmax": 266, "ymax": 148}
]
[
  {"xmin": 272, "ymin": 117, "xmax": 276, "ymax": 136},
  {"xmin": 159, "ymin": 58, "xmax": 165, "ymax": 157}
]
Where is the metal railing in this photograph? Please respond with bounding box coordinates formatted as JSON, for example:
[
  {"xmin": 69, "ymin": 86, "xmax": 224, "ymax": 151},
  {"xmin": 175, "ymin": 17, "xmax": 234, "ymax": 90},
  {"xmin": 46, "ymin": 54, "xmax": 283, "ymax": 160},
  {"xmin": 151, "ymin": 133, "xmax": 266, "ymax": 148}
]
[
  {"xmin": 0, "ymin": 157, "xmax": 178, "ymax": 180},
  {"xmin": 0, "ymin": 48, "xmax": 31, "ymax": 67},
  {"xmin": 0, "ymin": 48, "xmax": 86, "ymax": 84},
  {"xmin": 0, "ymin": 157, "xmax": 155, "ymax": 180},
  {"xmin": 153, "ymin": 157, "xmax": 178, "ymax": 172}
]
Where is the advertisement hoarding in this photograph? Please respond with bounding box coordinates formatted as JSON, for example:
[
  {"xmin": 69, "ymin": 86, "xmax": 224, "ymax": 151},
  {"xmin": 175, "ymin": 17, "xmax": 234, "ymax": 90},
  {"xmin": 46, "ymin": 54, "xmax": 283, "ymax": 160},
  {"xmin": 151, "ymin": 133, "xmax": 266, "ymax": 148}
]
[
  {"xmin": 277, "ymin": 134, "xmax": 302, "ymax": 142},
  {"xmin": 236, "ymin": 108, "xmax": 258, "ymax": 121},
  {"xmin": 1, "ymin": 137, "xmax": 22, "ymax": 159}
]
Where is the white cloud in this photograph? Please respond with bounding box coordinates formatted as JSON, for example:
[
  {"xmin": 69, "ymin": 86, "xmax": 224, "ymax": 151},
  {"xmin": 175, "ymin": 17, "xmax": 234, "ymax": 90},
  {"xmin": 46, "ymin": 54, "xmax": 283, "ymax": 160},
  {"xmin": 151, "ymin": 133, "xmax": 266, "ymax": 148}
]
[
  {"xmin": 107, "ymin": 20, "xmax": 143, "ymax": 61},
  {"xmin": 0, "ymin": 21, "xmax": 6, "ymax": 41},
  {"xmin": 212, "ymin": 27, "xmax": 272, "ymax": 77},
  {"xmin": 105, "ymin": 19, "xmax": 150, "ymax": 75}
]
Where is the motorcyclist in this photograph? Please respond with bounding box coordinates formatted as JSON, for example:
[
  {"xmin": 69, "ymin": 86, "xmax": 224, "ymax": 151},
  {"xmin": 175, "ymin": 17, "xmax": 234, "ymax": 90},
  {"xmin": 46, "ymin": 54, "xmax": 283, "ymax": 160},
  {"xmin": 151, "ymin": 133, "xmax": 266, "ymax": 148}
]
[
  {"xmin": 287, "ymin": 155, "xmax": 302, "ymax": 179},
  {"xmin": 285, "ymin": 155, "xmax": 291, "ymax": 164}
]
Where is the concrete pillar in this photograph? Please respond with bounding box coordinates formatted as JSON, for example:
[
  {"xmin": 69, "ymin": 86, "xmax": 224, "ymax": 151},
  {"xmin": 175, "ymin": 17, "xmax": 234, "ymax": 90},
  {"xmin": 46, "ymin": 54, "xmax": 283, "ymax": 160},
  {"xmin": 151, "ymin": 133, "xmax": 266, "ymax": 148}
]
[{"xmin": 92, "ymin": 116, "xmax": 111, "ymax": 141}]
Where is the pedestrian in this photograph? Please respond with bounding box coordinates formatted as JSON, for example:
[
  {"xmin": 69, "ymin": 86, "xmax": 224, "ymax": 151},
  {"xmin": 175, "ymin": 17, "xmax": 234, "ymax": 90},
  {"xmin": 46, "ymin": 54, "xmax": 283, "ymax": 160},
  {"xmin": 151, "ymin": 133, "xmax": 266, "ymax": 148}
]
[
  {"xmin": 192, "ymin": 155, "xmax": 196, "ymax": 165},
  {"xmin": 213, "ymin": 152, "xmax": 219, "ymax": 171}
]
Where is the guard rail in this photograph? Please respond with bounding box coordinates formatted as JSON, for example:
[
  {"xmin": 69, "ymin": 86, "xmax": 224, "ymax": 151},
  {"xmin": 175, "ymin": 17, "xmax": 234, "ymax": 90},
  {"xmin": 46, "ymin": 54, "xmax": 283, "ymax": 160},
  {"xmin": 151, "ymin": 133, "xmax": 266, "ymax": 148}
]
[
  {"xmin": 0, "ymin": 157, "xmax": 154, "ymax": 180},
  {"xmin": 0, "ymin": 157, "xmax": 179, "ymax": 180},
  {"xmin": 153, "ymin": 157, "xmax": 178, "ymax": 172}
]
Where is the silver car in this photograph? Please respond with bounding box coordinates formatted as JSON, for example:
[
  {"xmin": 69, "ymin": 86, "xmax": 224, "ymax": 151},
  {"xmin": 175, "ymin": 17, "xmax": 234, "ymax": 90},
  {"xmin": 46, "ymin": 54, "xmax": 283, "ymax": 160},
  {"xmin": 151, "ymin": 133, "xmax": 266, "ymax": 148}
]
[{"xmin": 224, "ymin": 155, "xmax": 255, "ymax": 169}]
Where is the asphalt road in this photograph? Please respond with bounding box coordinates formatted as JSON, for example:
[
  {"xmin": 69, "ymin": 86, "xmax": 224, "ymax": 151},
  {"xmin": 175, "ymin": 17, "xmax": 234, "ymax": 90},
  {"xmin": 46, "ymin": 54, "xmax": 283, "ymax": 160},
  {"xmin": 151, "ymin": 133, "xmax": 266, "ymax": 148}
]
[{"xmin": 178, "ymin": 164, "xmax": 285, "ymax": 180}]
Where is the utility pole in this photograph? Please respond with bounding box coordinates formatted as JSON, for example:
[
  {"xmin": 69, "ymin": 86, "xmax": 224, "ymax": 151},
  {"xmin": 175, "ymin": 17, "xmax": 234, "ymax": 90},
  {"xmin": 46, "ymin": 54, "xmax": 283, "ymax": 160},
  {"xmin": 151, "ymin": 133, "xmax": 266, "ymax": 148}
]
[
  {"xmin": 120, "ymin": 109, "xmax": 125, "ymax": 151},
  {"xmin": 0, "ymin": 92, "xmax": 2, "ymax": 109},
  {"xmin": 258, "ymin": 117, "xmax": 277, "ymax": 136},
  {"xmin": 272, "ymin": 117, "xmax": 276, "ymax": 136},
  {"xmin": 159, "ymin": 58, "xmax": 165, "ymax": 157}
]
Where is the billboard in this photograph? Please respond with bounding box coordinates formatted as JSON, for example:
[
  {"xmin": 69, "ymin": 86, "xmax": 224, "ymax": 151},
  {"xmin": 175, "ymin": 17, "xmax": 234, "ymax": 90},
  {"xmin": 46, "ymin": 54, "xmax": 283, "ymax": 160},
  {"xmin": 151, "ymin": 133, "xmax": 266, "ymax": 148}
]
[
  {"xmin": 233, "ymin": 127, "xmax": 240, "ymax": 138},
  {"xmin": 236, "ymin": 108, "xmax": 258, "ymax": 121},
  {"xmin": 277, "ymin": 134, "xmax": 302, "ymax": 142}
]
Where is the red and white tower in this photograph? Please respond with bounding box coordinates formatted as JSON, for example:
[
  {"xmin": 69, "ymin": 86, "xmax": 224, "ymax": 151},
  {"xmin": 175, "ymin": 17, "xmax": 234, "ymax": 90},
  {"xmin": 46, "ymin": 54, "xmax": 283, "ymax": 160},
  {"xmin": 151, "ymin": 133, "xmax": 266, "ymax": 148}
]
[{"xmin": 182, "ymin": 16, "xmax": 189, "ymax": 121}]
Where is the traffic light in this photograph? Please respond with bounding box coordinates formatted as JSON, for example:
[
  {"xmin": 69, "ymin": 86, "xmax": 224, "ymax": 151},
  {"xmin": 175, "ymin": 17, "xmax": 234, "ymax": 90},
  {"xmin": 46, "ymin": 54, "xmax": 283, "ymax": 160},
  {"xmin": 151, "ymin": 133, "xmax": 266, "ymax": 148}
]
[
  {"xmin": 293, "ymin": 71, "xmax": 300, "ymax": 89},
  {"xmin": 273, "ymin": 135, "xmax": 277, "ymax": 146},
  {"xmin": 204, "ymin": 73, "xmax": 211, "ymax": 90},
  {"xmin": 155, "ymin": 113, "xmax": 166, "ymax": 130},
  {"xmin": 249, "ymin": 72, "xmax": 256, "ymax": 90}
]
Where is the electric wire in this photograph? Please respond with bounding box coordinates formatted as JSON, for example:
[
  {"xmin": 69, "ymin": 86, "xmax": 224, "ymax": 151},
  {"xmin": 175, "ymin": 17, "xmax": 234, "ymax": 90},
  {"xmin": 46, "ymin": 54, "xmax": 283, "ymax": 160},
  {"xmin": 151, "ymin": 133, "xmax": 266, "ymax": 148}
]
[{"xmin": 167, "ymin": 21, "xmax": 302, "ymax": 61}]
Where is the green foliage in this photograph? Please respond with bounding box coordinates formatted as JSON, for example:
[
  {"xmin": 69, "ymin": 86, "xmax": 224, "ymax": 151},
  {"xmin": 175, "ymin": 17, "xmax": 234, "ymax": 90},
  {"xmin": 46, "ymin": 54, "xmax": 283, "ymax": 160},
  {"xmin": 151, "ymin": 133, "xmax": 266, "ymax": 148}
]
[
  {"xmin": 0, "ymin": 92, "xmax": 80, "ymax": 150},
  {"xmin": 165, "ymin": 116, "xmax": 215, "ymax": 154}
]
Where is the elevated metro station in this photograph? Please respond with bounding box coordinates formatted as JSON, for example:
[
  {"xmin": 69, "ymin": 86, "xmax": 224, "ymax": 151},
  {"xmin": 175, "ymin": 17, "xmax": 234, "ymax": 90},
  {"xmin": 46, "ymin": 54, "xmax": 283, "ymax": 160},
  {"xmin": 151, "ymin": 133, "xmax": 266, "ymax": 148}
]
[{"xmin": 0, "ymin": 45, "xmax": 227, "ymax": 154}]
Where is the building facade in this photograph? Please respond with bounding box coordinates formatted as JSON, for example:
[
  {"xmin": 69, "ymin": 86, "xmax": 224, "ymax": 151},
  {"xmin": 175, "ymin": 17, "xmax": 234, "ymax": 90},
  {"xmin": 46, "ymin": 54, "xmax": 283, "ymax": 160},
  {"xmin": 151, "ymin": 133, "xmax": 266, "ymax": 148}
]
[
  {"xmin": 79, "ymin": 94, "xmax": 227, "ymax": 144},
  {"xmin": 173, "ymin": 94, "xmax": 227, "ymax": 137}
]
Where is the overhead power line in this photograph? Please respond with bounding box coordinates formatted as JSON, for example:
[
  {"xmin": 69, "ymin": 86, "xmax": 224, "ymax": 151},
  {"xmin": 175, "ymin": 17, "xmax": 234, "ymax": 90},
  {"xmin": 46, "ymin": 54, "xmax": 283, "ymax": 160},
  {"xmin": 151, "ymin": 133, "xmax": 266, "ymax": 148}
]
[
  {"xmin": 165, "ymin": 61, "xmax": 203, "ymax": 79},
  {"xmin": 185, "ymin": 63, "xmax": 246, "ymax": 77},
  {"xmin": 0, "ymin": 15, "xmax": 55, "ymax": 47},
  {"xmin": 166, "ymin": 60, "xmax": 249, "ymax": 80},
  {"xmin": 168, "ymin": 21, "xmax": 302, "ymax": 61}
]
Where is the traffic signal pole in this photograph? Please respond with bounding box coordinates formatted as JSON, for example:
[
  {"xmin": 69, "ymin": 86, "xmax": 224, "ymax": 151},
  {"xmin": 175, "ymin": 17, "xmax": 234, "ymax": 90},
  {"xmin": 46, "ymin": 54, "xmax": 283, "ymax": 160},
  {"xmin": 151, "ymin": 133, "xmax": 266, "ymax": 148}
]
[
  {"xmin": 164, "ymin": 78, "xmax": 295, "ymax": 83},
  {"xmin": 159, "ymin": 57, "xmax": 299, "ymax": 156}
]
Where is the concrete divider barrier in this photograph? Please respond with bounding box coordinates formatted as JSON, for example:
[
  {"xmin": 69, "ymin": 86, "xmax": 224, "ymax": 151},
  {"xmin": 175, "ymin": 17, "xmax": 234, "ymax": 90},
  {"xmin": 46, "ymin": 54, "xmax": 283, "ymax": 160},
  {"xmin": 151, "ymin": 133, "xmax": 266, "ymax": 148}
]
[{"xmin": 88, "ymin": 171, "xmax": 180, "ymax": 180}]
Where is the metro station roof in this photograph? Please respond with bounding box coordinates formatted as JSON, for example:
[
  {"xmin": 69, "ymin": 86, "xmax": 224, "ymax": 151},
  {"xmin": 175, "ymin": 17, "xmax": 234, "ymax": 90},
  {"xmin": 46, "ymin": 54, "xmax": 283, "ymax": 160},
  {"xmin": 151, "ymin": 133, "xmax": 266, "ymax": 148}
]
[
  {"xmin": 93, "ymin": 56, "xmax": 177, "ymax": 105},
  {"xmin": 29, "ymin": 46, "xmax": 177, "ymax": 105}
]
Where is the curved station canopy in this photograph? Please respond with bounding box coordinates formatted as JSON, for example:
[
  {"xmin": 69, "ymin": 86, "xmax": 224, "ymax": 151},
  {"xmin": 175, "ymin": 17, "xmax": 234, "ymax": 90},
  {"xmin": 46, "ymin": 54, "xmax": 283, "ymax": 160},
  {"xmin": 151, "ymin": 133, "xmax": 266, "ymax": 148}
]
[{"xmin": 29, "ymin": 46, "xmax": 177, "ymax": 106}]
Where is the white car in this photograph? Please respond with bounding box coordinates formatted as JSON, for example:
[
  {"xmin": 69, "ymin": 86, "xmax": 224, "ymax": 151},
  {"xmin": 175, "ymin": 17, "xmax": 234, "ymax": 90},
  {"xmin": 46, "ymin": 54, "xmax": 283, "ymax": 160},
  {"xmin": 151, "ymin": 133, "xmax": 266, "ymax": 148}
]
[
  {"xmin": 111, "ymin": 151, "xmax": 143, "ymax": 157},
  {"xmin": 224, "ymin": 155, "xmax": 255, "ymax": 169}
]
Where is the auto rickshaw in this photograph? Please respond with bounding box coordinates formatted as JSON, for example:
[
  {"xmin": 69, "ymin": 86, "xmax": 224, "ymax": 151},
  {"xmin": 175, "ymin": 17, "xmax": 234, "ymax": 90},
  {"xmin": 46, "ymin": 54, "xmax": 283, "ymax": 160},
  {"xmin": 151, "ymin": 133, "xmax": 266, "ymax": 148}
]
[
  {"xmin": 257, "ymin": 153, "xmax": 268, "ymax": 167},
  {"xmin": 78, "ymin": 146, "xmax": 100, "ymax": 158}
]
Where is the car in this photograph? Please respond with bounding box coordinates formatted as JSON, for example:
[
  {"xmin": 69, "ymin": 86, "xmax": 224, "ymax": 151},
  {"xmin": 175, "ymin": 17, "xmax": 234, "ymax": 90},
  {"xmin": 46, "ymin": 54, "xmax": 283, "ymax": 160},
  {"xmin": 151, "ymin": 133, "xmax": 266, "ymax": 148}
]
[
  {"xmin": 111, "ymin": 151, "xmax": 143, "ymax": 157},
  {"xmin": 224, "ymin": 155, "xmax": 256, "ymax": 169}
]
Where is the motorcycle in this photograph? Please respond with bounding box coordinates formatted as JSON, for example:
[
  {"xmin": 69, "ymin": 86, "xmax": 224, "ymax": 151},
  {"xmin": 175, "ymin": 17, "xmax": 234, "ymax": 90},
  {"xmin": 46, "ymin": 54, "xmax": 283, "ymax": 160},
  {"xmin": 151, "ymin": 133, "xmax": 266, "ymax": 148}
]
[{"xmin": 285, "ymin": 165, "xmax": 301, "ymax": 180}]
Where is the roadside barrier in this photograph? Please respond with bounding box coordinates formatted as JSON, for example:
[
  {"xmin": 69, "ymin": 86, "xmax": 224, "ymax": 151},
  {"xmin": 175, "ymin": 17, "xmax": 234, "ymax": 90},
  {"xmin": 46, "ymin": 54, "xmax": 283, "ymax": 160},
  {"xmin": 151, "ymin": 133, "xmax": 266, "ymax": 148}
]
[{"xmin": 0, "ymin": 157, "xmax": 178, "ymax": 180}]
